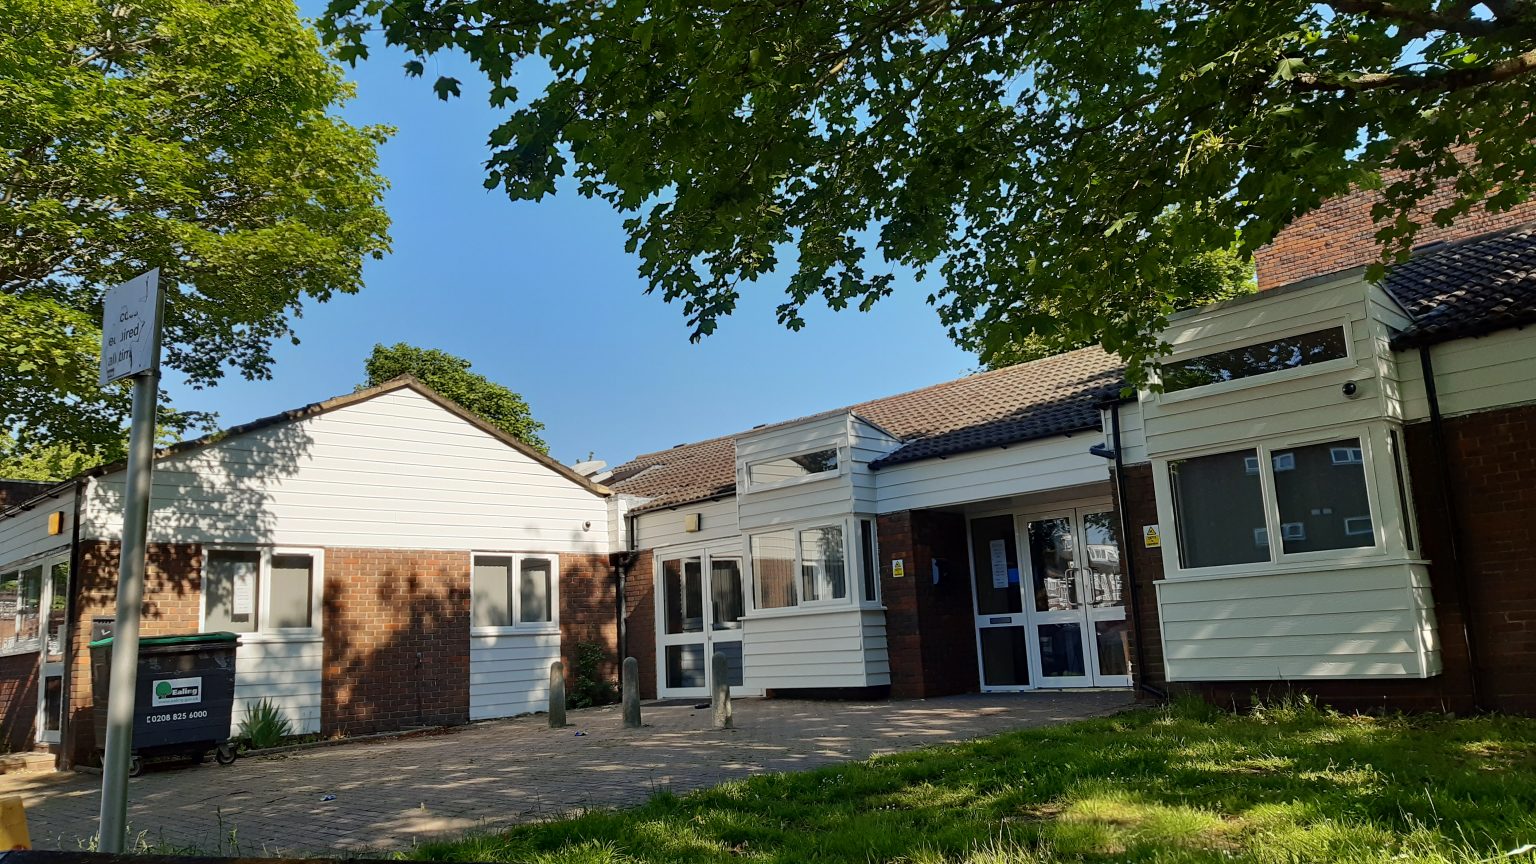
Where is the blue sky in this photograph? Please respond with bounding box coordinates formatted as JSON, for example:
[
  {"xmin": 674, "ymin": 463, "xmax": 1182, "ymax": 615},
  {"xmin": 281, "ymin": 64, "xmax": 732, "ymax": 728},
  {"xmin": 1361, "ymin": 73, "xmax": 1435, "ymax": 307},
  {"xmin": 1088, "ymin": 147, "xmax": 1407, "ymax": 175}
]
[{"xmin": 165, "ymin": 18, "xmax": 977, "ymax": 468}]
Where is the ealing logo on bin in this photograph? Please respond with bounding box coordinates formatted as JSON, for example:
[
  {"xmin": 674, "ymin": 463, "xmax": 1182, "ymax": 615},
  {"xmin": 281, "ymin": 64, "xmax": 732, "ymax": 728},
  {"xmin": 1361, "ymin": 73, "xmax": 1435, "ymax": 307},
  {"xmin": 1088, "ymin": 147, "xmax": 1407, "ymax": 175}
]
[{"xmin": 151, "ymin": 677, "xmax": 202, "ymax": 707}]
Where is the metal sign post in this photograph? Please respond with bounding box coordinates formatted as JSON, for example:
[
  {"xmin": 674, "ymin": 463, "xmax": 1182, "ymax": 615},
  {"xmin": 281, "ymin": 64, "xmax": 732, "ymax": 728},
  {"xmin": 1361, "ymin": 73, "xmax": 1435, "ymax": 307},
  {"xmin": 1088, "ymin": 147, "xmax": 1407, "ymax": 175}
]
[{"xmin": 96, "ymin": 269, "xmax": 163, "ymax": 854}]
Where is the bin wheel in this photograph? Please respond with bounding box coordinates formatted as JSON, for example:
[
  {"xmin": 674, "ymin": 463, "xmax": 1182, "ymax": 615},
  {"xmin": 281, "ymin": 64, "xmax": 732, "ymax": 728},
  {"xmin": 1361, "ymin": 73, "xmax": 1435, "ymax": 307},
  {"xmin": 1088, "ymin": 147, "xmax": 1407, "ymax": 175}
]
[
  {"xmin": 215, "ymin": 744, "xmax": 237, "ymax": 766},
  {"xmin": 128, "ymin": 755, "xmax": 144, "ymax": 778},
  {"xmin": 192, "ymin": 749, "xmax": 209, "ymax": 765}
]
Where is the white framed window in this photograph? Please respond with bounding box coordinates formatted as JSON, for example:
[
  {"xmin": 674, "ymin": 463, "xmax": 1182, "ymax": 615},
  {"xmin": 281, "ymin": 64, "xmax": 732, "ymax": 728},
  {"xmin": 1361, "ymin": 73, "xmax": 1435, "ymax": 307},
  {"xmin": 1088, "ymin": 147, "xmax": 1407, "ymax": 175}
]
[
  {"xmin": 203, "ymin": 547, "xmax": 323, "ymax": 637},
  {"xmin": 1, "ymin": 563, "xmax": 45, "ymax": 656},
  {"xmin": 1167, "ymin": 432, "xmax": 1381, "ymax": 571},
  {"xmin": 859, "ymin": 518, "xmax": 880, "ymax": 604},
  {"xmin": 749, "ymin": 521, "xmax": 851, "ymax": 609},
  {"xmin": 1160, "ymin": 325, "xmax": 1351, "ymax": 395},
  {"xmin": 471, "ymin": 553, "xmax": 559, "ymax": 633},
  {"xmin": 744, "ymin": 446, "xmax": 841, "ymax": 491}
]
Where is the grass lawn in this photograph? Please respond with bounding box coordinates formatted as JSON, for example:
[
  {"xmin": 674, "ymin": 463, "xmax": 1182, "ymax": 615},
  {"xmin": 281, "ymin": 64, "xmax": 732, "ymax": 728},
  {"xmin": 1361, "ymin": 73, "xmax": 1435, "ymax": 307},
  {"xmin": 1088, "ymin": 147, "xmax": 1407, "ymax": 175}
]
[{"xmin": 410, "ymin": 698, "xmax": 1536, "ymax": 864}]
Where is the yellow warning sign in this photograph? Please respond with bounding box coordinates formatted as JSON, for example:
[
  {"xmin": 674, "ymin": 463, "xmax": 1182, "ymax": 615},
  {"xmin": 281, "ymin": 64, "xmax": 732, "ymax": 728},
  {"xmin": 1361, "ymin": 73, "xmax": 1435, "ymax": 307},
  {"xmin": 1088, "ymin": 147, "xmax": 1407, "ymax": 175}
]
[
  {"xmin": 891, "ymin": 559, "xmax": 906, "ymax": 579},
  {"xmin": 1143, "ymin": 525, "xmax": 1162, "ymax": 548}
]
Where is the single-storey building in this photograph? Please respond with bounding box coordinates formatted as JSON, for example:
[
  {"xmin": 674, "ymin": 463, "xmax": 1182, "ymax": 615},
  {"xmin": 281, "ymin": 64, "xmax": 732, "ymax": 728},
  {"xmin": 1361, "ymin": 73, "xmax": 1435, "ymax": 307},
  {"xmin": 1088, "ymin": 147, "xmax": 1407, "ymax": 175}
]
[
  {"xmin": 607, "ymin": 190, "xmax": 1536, "ymax": 713},
  {"xmin": 0, "ymin": 378, "xmax": 614, "ymax": 767},
  {"xmin": 2, "ymin": 188, "xmax": 1534, "ymax": 770}
]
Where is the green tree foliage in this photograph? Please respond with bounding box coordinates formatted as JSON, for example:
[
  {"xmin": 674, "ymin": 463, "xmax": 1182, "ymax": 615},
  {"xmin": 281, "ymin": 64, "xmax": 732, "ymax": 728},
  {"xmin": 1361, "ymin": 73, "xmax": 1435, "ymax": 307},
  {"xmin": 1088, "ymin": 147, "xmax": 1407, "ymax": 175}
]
[
  {"xmin": 2, "ymin": 0, "xmax": 392, "ymax": 456},
  {"xmin": 0, "ymin": 434, "xmax": 100, "ymax": 482},
  {"xmin": 977, "ymin": 248, "xmax": 1255, "ymax": 369},
  {"xmin": 321, "ymin": 0, "xmax": 1536, "ymax": 380},
  {"xmin": 363, "ymin": 343, "xmax": 547, "ymax": 452}
]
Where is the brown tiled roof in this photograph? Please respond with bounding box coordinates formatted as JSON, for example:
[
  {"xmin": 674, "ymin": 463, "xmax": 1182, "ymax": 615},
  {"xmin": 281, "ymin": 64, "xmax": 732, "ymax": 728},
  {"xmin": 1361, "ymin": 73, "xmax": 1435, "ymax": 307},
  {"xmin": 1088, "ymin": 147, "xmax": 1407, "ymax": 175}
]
[
  {"xmin": 608, "ymin": 347, "xmax": 1126, "ymax": 512},
  {"xmin": 1386, "ymin": 224, "xmax": 1536, "ymax": 348}
]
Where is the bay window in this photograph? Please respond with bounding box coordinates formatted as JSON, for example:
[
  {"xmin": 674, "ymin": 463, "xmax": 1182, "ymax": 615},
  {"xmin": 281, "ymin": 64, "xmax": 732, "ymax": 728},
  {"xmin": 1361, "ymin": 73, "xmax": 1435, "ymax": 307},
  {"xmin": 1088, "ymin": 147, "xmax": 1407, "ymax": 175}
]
[
  {"xmin": 750, "ymin": 521, "xmax": 854, "ymax": 610},
  {"xmin": 1168, "ymin": 433, "xmax": 1384, "ymax": 571},
  {"xmin": 472, "ymin": 553, "xmax": 558, "ymax": 630},
  {"xmin": 204, "ymin": 548, "xmax": 322, "ymax": 635}
]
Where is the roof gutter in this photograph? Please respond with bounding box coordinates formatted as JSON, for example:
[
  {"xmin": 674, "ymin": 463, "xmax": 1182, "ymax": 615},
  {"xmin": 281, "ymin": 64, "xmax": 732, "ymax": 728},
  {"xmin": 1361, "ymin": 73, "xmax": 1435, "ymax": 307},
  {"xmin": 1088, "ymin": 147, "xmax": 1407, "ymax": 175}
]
[{"xmin": 1419, "ymin": 345, "xmax": 1486, "ymax": 712}]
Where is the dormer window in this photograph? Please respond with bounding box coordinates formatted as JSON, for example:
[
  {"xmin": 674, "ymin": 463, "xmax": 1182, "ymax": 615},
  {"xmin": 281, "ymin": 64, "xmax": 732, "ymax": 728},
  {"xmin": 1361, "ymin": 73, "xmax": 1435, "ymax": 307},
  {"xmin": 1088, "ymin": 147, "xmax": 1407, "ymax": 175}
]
[
  {"xmin": 745, "ymin": 447, "xmax": 840, "ymax": 490},
  {"xmin": 1161, "ymin": 326, "xmax": 1349, "ymax": 393}
]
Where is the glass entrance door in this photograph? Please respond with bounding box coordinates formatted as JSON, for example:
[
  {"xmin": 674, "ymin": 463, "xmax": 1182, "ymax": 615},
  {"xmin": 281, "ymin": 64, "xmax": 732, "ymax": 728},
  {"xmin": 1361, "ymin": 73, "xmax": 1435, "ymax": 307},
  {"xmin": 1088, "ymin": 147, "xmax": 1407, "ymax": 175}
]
[
  {"xmin": 969, "ymin": 515, "xmax": 1032, "ymax": 689},
  {"xmin": 37, "ymin": 560, "xmax": 68, "ymax": 744},
  {"xmin": 658, "ymin": 550, "xmax": 752, "ymax": 698},
  {"xmin": 1021, "ymin": 508, "xmax": 1130, "ymax": 689}
]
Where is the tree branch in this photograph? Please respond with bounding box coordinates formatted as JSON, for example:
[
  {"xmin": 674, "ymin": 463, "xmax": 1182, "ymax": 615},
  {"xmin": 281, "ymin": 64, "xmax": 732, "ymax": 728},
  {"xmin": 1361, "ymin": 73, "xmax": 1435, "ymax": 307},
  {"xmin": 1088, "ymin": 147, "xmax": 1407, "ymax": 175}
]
[
  {"xmin": 1293, "ymin": 45, "xmax": 1536, "ymax": 92},
  {"xmin": 1323, "ymin": 0, "xmax": 1509, "ymax": 38}
]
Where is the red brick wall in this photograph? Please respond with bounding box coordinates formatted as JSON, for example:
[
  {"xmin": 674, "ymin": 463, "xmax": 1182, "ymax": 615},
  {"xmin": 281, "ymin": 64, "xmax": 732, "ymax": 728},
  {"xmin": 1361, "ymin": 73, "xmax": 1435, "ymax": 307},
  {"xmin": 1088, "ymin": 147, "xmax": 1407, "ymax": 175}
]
[
  {"xmin": 621, "ymin": 552, "xmax": 657, "ymax": 699},
  {"xmin": 558, "ymin": 553, "xmax": 619, "ymax": 695},
  {"xmin": 1406, "ymin": 405, "xmax": 1536, "ymax": 714},
  {"xmin": 1110, "ymin": 464, "xmax": 1167, "ymax": 692},
  {"xmin": 321, "ymin": 548, "xmax": 470, "ymax": 736},
  {"xmin": 0, "ymin": 651, "xmax": 39, "ymax": 754},
  {"xmin": 1256, "ymin": 185, "xmax": 1536, "ymax": 290},
  {"xmin": 878, "ymin": 510, "xmax": 981, "ymax": 699},
  {"xmin": 66, "ymin": 541, "xmax": 202, "ymax": 766}
]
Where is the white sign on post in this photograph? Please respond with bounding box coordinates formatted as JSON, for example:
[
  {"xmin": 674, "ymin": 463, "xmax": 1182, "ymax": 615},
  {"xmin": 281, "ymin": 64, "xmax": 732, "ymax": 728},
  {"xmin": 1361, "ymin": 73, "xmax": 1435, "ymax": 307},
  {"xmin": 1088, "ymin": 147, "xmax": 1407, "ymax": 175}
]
[{"xmin": 99, "ymin": 270, "xmax": 161, "ymax": 386}]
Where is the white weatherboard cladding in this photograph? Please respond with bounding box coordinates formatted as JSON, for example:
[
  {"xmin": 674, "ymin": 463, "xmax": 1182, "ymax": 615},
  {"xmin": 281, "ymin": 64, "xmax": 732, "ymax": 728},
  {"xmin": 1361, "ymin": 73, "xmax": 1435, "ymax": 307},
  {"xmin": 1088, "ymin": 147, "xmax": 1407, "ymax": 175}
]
[
  {"xmin": 1395, "ymin": 326, "xmax": 1536, "ymax": 421},
  {"xmin": 1141, "ymin": 277, "xmax": 1393, "ymax": 457},
  {"xmin": 741, "ymin": 607, "xmax": 890, "ymax": 690},
  {"xmin": 1155, "ymin": 563, "xmax": 1439, "ymax": 681},
  {"xmin": 1102, "ymin": 402, "xmax": 1148, "ymax": 466},
  {"xmin": 736, "ymin": 413, "xmax": 856, "ymax": 531},
  {"xmin": 80, "ymin": 388, "xmax": 608, "ymax": 553},
  {"xmin": 874, "ymin": 434, "xmax": 1111, "ymax": 514},
  {"xmin": 231, "ymin": 637, "xmax": 321, "ymax": 736},
  {"xmin": 634, "ymin": 496, "xmax": 740, "ymax": 549},
  {"xmin": 470, "ymin": 631, "xmax": 560, "ymax": 720},
  {"xmin": 0, "ymin": 487, "xmax": 74, "ymax": 568},
  {"xmin": 850, "ymin": 418, "xmax": 902, "ymax": 513}
]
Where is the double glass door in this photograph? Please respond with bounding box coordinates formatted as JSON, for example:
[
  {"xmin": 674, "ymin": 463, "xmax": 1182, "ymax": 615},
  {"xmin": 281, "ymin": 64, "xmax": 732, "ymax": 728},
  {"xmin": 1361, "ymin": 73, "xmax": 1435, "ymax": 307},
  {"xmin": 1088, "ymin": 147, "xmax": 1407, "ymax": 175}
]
[
  {"xmin": 657, "ymin": 549, "xmax": 756, "ymax": 698},
  {"xmin": 970, "ymin": 506, "xmax": 1131, "ymax": 690}
]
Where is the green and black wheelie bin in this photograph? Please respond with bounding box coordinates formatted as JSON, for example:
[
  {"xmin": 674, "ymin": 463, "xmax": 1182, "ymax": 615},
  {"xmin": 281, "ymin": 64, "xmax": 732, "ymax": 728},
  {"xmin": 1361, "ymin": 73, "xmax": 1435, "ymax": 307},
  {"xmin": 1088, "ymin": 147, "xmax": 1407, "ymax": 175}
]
[{"xmin": 88, "ymin": 631, "xmax": 241, "ymax": 775}]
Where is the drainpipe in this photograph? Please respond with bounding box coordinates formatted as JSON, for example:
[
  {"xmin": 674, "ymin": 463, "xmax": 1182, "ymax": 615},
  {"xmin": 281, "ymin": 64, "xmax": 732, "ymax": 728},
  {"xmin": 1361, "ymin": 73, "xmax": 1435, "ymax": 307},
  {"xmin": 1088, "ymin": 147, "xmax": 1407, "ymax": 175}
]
[
  {"xmin": 58, "ymin": 477, "xmax": 86, "ymax": 769},
  {"xmin": 1419, "ymin": 345, "xmax": 1485, "ymax": 711},
  {"xmin": 614, "ymin": 509, "xmax": 639, "ymax": 663},
  {"xmin": 1107, "ymin": 403, "xmax": 1164, "ymax": 700}
]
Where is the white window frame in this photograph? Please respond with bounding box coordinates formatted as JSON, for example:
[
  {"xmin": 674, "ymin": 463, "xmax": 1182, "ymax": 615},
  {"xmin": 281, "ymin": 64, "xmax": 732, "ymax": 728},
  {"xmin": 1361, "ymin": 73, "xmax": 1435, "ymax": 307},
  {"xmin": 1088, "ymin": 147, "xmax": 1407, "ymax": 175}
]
[
  {"xmin": 1155, "ymin": 424, "xmax": 1392, "ymax": 578},
  {"xmin": 746, "ymin": 517, "xmax": 857, "ymax": 614},
  {"xmin": 742, "ymin": 445, "xmax": 846, "ymax": 493},
  {"xmin": 199, "ymin": 546, "xmax": 325, "ymax": 641},
  {"xmin": 469, "ymin": 552, "xmax": 561, "ymax": 637},
  {"xmin": 0, "ymin": 561, "xmax": 44, "ymax": 657},
  {"xmin": 857, "ymin": 516, "xmax": 882, "ymax": 606},
  {"xmin": 1154, "ymin": 319, "xmax": 1356, "ymax": 405}
]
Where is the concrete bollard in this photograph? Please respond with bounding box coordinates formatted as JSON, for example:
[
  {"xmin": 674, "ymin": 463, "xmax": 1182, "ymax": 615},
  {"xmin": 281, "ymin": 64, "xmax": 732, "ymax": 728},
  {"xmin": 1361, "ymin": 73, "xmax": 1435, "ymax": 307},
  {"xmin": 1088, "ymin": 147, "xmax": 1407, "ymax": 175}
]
[
  {"xmin": 711, "ymin": 652, "xmax": 733, "ymax": 730},
  {"xmin": 622, "ymin": 656, "xmax": 642, "ymax": 728},
  {"xmin": 549, "ymin": 660, "xmax": 567, "ymax": 728}
]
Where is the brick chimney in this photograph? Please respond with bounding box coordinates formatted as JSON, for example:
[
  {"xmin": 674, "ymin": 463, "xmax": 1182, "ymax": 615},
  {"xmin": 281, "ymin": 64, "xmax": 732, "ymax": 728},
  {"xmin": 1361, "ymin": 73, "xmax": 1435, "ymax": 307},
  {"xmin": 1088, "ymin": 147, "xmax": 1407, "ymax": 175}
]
[{"xmin": 1255, "ymin": 185, "xmax": 1536, "ymax": 290}]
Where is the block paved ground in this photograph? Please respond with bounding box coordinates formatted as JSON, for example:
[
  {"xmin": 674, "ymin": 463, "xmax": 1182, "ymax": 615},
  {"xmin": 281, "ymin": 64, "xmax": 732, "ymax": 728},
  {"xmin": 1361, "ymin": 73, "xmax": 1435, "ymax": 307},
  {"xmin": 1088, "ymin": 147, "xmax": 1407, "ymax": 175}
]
[{"xmin": 1, "ymin": 691, "xmax": 1134, "ymax": 856}]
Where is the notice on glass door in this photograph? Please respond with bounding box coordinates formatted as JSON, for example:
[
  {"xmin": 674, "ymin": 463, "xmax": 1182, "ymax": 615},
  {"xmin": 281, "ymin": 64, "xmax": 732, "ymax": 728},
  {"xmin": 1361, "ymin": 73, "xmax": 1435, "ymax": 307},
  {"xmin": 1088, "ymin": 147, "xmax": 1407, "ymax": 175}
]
[
  {"xmin": 989, "ymin": 539, "xmax": 1009, "ymax": 589},
  {"xmin": 232, "ymin": 570, "xmax": 255, "ymax": 616}
]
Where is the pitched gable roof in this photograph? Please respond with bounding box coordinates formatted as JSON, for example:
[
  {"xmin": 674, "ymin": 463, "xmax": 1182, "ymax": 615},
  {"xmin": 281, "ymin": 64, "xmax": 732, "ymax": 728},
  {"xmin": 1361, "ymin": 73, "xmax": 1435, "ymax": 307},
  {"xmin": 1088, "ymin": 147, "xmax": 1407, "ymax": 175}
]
[
  {"xmin": 1386, "ymin": 224, "xmax": 1536, "ymax": 349},
  {"xmin": 608, "ymin": 347, "xmax": 1125, "ymax": 512},
  {"xmin": 1, "ymin": 376, "xmax": 608, "ymax": 519}
]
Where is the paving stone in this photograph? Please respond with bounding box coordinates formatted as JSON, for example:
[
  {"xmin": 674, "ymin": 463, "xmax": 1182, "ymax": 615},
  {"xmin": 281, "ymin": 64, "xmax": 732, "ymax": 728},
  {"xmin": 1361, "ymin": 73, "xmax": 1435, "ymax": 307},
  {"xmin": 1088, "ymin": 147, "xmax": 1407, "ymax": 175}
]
[{"xmin": 0, "ymin": 691, "xmax": 1131, "ymax": 856}]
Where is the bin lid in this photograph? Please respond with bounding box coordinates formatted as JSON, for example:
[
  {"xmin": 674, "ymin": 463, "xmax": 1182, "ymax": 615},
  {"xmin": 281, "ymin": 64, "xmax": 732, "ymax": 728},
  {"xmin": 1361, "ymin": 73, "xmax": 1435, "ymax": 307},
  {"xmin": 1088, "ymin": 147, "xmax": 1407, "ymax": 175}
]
[{"xmin": 88, "ymin": 631, "xmax": 240, "ymax": 649}]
